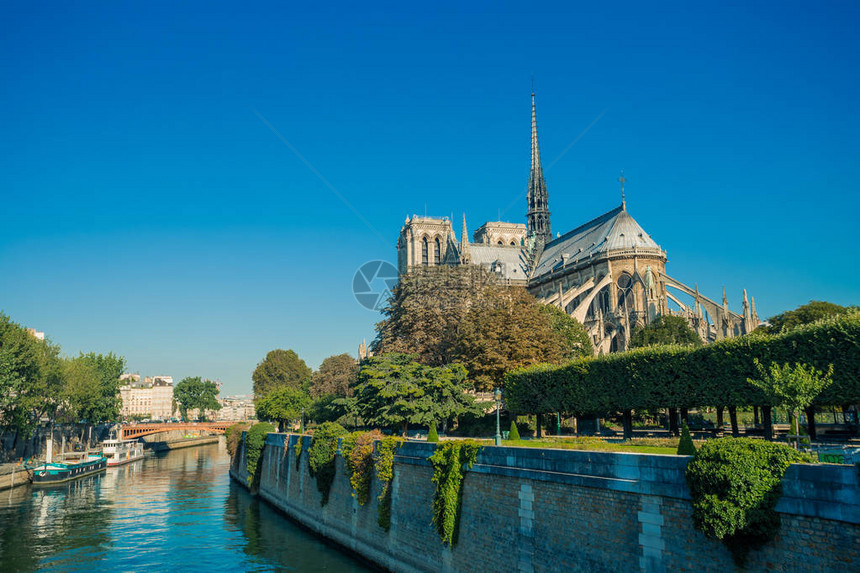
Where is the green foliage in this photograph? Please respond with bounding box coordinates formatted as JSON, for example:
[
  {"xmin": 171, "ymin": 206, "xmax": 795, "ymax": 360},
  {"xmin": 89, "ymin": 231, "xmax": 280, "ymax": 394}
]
[
  {"xmin": 353, "ymin": 354, "xmax": 482, "ymax": 436},
  {"xmin": 225, "ymin": 422, "xmax": 251, "ymax": 458},
  {"xmin": 0, "ymin": 314, "xmax": 64, "ymax": 436},
  {"xmin": 508, "ymin": 419, "xmax": 521, "ymax": 440},
  {"xmin": 255, "ymin": 385, "xmax": 311, "ymax": 430},
  {"xmin": 505, "ymin": 312, "xmax": 860, "ymax": 416},
  {"xmin": 457, "ymin": 287, "xmax": 581, "ymax": 391},
  {"xmin": 308, "ymin": 422, "xmax": 348, "ymax": 505},
  {"xmin": 677, "ymin": 422, "xmax": 696, "ymax": 455},
  {"xmin": 630, "ymin": 315, "xmax": 702, "ymax": 349},
  {"xmin": 342, "ymin": 429, "xmax": 384, "ymax": 505},
  {"xmin": 427, "ymin": 422, "xmax": 439, "ymax": 442},
  {"xmin": 373, "ymin": 265, "xmax": 499, "ymax": 366},
  {"xmin": 429, "ymin": 441, "xmax": 481, "ymax": 546},
  {"xmin": 374, "ymin": 436, "xmax": 402, "ymax": 531},
  {"xmin": 245, "ymin": 422, "xmax": 276, "ymax": 488},
  {"xmin": 538, "ymin": 304, "xmax": 594, "ymax": 359},
  {"xmin": 764, "ymin": 300, "xmax": 855, "ymax": 334},
  {"xmin": 686, "ymin": 438, "xmax": 808, "ymax": 566},
  {"xmin": 173, "ymin": 376, "xmax": 222, "ymax": 421},
  {"xmin": 252, "ymin": 349, "xmax": 312, "ymax": 400},
  {"xmin": 310, "ymin": 353, "xmax": 358, "ymax": 398}
]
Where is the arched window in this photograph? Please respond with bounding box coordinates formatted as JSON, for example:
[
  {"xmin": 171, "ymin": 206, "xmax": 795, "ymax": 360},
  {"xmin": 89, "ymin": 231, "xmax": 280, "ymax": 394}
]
[
  {"xmin": 497, "ymin": 240, "xmax": 504, "ymax": 245},
  {"xmin": 434, "ymin": 238, "xmax": 441, "ymax": 264},
  {"xmin": 421, "ymin": 238, "xmax": 429, "ymax": 266},
  {"xmin": 617, "ymin": 273, "xmax": 633, "ymax": 309},
  {"xmin": 510, "ymin": 240, "xmax": 516, "ymax": 246}
]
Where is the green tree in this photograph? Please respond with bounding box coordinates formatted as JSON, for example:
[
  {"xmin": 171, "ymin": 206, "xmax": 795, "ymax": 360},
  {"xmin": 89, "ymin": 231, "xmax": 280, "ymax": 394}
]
[
  {"xmin": 173, "ymin": 376, "xmax": 222, "ymax": 421},
  {"xmin": 309, "ymin": 353, "xmax": 358, "ymax": 398},
  {"xmin": 0, "ymin": 314, "xmax": 63, "ymax": 438},
  {"xmin": 538, "ymin": 304, "xmax": 594, "ymax": 359},
  {"xmin": 67, "ymin": 352, "xmax": 125, "ymax": 422},
  {"xmin": 256, "ymin": 385, "xmax": 311, "ymax": 431},
  {"xmin": 373, "ymin": 265, "xmax": 498, "ymax": 366},
  {"xmin": 457, "ymin": 287, "xmax": 570, "ymax": 390},
  {"xmin": 747, "ymin": 360, "xmax": 833, "ymax": 447},
  {"xmin": 252, "ymin": 349, "xmax": 312, "ymax": 399},
  {"xmin": 629, "ymin": 315, "xmax": 702, "ymax": 348},
  {"xmin": 353, "ymin": 354, "xmax": 480, "ymax": 436},
  {"xmin": 764, "ymin": 300, "xmax": 855, "ymax": 334}
]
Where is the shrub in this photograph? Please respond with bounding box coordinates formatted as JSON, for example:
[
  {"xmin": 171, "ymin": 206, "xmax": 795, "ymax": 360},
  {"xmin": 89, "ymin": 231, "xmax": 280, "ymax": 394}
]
[
  {"xmin": 677, "ymin": 422, "xmax": 696, "ymax": 455},
  {"xmin": 375, "ymin": 436, "xmax": 403, "ymax": 531},
  {"xmin": 342, "ymin": 429, "xmax": 384, "ymax": 505},
  {"xmin": 245, "ymin": 422, "xmax": 276, "ymax": 489},
  {"xmin": 429, "ymin": 440, "xmax": 481, "ymax": 546},
  {"xmin": 307, "ymin": 421, "xmax": 348, "ymax": 506},
  {"xmin": 225, "ymin": 422, "xmax": 251, "ymax": 458},
  {"xmin": 685, "ymin": 437, "xmax": 808, "ymax": 566},
  {"xmin": 508, "ymin": 419, "xmax": 521, "ymax": 441},
  {"xmin": 427, "ymin": 422, "xmax": 439, "ymax": 443}
]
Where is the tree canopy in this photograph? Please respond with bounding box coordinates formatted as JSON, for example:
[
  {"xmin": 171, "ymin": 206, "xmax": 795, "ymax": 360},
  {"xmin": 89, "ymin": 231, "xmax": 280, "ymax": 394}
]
[
  {"xmin": 252, "ymin": 349, "xmax": 312, "ymax": 399},
  {"xmin": 173, "ymin": 376, "xmax": 222, "ymax": 421},
  {"xmin": 629, "ymin": 315, "xmax": 702, "ymax": 349},
  {"xmin": 764, "ymin": 300, "xmax": 855, "ymax": 334},
  {"xmin": 309, "ymin": 353, "xmax": 358, "ymax": 398},
  {"xmin": 256, "ymin": 385, "xmax": 311, "ymax": 431},
  {"xmin": 372, "ymin": 265, "xmax": 498, "ymax": 366},
  {"xmin": 353, "ymin": 353, "xmax": 482, "ymax": 435}
]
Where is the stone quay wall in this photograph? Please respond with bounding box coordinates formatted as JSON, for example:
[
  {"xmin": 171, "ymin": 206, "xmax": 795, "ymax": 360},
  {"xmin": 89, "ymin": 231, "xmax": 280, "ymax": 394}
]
[{"xmin": 230, "ymin": 434, "xmax": 859, "ymax": 573}]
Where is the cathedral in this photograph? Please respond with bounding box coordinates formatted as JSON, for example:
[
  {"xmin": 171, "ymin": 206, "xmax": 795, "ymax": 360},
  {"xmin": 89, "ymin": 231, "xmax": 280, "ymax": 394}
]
[{"xmin": 396, "ymin": 94, "xmax": 760, "ymax": 354}]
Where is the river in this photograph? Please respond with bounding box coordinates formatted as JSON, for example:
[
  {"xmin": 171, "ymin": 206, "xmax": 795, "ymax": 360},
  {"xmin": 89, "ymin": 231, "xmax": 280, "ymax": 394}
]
[{"xmin": 0, "ymin": 440, "xmax": 373, "ymax": 572}]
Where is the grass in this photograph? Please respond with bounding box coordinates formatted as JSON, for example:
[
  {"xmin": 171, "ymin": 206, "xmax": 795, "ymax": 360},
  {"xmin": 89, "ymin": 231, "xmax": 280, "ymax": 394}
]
[{"xmin": 477, "ymin": 436, "xmax": 684, "ymax": 455}]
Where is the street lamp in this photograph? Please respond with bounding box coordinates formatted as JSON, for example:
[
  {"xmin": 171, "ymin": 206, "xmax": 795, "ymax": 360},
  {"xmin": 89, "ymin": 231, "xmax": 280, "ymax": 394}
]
[{"xmin": 494, "ymin": 388, "xmax": 502, "ymax": 446}]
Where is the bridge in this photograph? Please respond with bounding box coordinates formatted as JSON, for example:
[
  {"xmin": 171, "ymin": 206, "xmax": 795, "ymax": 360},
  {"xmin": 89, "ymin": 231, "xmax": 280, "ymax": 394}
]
[{"xmin": 120, "ymin": 422, "xmax": 233, "ymax": 440}]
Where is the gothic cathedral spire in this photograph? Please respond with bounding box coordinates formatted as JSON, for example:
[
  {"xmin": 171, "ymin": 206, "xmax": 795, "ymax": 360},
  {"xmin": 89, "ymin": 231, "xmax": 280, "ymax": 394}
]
[{"xmin": 527, "ymin": 91, "xmax": 552, "ymax": 243}]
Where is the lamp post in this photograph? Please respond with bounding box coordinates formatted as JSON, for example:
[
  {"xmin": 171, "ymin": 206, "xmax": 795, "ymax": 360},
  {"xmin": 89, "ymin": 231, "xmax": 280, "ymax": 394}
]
[{"xmin": 494, "ymin": 388, "xmax": 502, "ymax": 446}]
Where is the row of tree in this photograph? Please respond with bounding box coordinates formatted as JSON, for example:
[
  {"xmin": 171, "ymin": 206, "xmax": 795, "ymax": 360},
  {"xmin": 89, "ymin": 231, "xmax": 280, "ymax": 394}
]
[
  {"xmin": 505, "ymin": 312, "xmax": 859, "ymax": 437},
  {"xmin": 0, "ymin": 313, "xmax": 125, "ymax": 443}
]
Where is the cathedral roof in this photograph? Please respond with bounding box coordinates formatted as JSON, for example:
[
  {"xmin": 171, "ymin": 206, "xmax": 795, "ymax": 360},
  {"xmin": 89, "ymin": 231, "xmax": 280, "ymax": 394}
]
[
  {"xmin": 469, "ymin": 244, "xmax": 529, "ymax": 282},
  {"xmin": 531, "ymin": 205, "xmax": 663, "ymax": 279}
]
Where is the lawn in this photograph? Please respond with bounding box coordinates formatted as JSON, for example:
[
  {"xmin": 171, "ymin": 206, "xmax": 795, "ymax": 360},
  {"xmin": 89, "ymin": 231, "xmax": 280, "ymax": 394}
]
[{"xmin": 464, "ymin": 436, "xmax": 685, "ymax": 455}]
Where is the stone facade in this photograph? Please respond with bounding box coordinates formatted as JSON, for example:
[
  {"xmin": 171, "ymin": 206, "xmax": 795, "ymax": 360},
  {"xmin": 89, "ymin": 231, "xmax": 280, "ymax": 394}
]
[
  {"xmin": 231, "ymin": 436, "xmax": 860, "ymax": 573},
  {"xmin": 395, "ymin": 94, "xmax": 761, "ymax": 353}
]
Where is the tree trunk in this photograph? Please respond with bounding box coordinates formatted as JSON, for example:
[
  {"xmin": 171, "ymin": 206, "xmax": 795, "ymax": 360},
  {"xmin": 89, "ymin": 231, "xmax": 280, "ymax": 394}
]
[
  {"xmin": 402, "ymin": 420, "xmax": 408, "ymax": 437},
  {"xmin": 668, "ymin": 408, "xmax": 679, "ymax": 437},
  {"xmin": 805, "ymin": 406, "xmax": 817, "ymax": 441},
  {"xmin": 753, "ymin": 406, "xmax": 760, "ymax": 426},
  {"xmin": 680, "ymin": 408, "xmax": 689, "ymax": 426},
  {"xmin": 536, "ymin": 413, "xmax": 543, "ymax": 439},
  {"xmin": 762, "ymin": 406, "xmax": 773, "ymax": 440},
  {"xmin": 623, "ymin": 410, "xmax": 633, "ymax": 440},
  {"xmin": 716, "ymin": 407, "xmax": 724, "ymax": 431},
  {"xmin": 728, "ymin": 406, "xmax": 739, "ymax": 437}
]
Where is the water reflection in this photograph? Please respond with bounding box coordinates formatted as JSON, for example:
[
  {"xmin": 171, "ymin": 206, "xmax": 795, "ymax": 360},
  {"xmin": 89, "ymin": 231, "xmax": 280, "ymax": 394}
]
[{"xmin": 0, "ymin": 441, "xmax": 371, "ymax": 572}]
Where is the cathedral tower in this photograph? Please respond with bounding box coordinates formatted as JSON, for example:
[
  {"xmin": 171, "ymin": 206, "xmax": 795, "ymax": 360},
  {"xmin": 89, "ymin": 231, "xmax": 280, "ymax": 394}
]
[{"xmin": 526, "ymin": 92, "xmax": 552, "ymax": 243}]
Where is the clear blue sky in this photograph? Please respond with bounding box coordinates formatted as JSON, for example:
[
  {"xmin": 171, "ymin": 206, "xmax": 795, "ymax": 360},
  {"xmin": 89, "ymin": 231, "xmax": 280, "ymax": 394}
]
[{"xmin": 2, "ymin": 1, "xmax": 858, "ymax": 395}]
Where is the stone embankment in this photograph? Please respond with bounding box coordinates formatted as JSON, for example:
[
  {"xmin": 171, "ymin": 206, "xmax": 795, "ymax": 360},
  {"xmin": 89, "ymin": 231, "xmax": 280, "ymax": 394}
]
[{"xmin": 231, "ymin": 434, "xmax": 860, "ymax": 573}]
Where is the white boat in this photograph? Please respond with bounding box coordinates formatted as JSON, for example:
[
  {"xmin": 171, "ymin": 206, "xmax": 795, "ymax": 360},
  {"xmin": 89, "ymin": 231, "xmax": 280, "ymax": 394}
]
[{"xmin": 101, "ymin": 438, "xmax": 145, "ymax": 466}]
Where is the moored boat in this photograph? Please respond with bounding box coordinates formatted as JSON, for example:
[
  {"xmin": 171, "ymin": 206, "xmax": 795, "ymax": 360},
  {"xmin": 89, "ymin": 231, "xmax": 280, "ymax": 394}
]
[
  {"xmin": 101, "ymin": 438, "xmax": 144, "ymax": 466},
  {"xmin": 29, "ymin": 453, "xmax": 107, "ymax": 485}
]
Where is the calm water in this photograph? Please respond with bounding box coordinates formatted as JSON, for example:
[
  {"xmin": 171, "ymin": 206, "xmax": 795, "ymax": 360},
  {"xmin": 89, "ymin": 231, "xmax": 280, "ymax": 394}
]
[{"xmin": 0, "ymin": 440, "xmax": 372, "ymax": 572}]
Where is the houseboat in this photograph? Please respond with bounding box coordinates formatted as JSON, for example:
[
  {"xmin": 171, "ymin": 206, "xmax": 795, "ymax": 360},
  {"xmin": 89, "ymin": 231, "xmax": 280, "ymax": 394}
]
[
  {"xmin": 101, "ymin": 438, "xmax": 145, "ymax": 466},
  {"xmin": 29, "ymin": 452, "xmax": 107, "ymax": 485}
]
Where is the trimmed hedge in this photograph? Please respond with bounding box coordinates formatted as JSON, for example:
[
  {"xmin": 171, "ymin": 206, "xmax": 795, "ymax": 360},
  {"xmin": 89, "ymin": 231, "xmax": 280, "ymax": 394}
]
[{"xmin": 505, "ymin": 313, "xmax": 860, "ymax": 415}]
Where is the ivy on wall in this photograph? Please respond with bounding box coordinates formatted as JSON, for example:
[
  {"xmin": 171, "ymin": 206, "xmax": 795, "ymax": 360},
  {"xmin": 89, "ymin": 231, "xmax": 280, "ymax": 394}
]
[
  {"xmin": 374, "ymin": 436, "xmax": 403, "ymax": 531},
  {"xmin": 685, "ymin": 438, "xmax": 809, "ymax": 566},
  {"xmin": 245, "ymin": 422, "xmax": 275, "ymax": 489},
  {"xmin": 429, "ymin": 441, "xmax": 481, "ymax": 546},
  {"xmin": 342, "ymin": 429, "xmax": 384, "ymax": 506},
  {"xmin": 307, "ymin": 422, "xmax": 348, "ymax": 506}
]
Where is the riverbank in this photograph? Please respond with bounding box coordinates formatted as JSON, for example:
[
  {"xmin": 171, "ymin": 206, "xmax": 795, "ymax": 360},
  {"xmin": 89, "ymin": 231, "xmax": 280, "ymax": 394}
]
[
  {"xmin": 0, "ymin": 463, "xmax": 31, "ymax": 492},
  {"xmin": 232, "ymin": 433, "xmax": 860, "ymax": 573}
]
